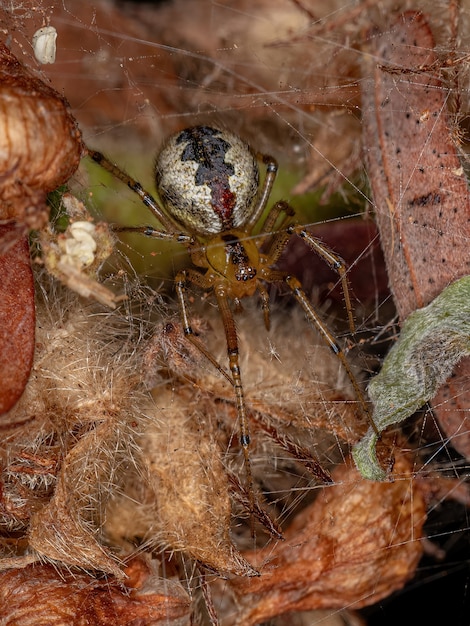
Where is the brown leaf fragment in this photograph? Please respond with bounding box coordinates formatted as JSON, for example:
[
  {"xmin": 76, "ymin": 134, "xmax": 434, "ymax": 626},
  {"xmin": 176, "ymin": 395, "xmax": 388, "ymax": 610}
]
[
  {"xmin": 0, "ymin": 557, "xmax": 191, "ymax": 625},
  {"xmin": 431, "ymin": 360, "xmax": 470, "ymax": 459},
  {"xmin": 28, "ymin": 415, "xmax": 134, "ymax": 579},
  {"xmin": 361, "ymin": 11, "xmax": 470, "ymax": 459},
  {"xmin": 362, "ymin": 10, "xmax": 470, "ymax": 317},
  {"xmin": 1, "ymin": 285, "xmax": 143, "ymax": 575},
  {"xmin": 0, "ymin": 224, "xmax": 35, "ymax": 416},
  {"xmin": 28, "ymin": 479, "xmax": 124, "ymax": 579},
  {"xmin": 224, "ymin": 453, "xmax": 425, "ymax": 625},
  {"xmin": 0, "ymin": 42, "xmax": 82, "ymax": 228}
]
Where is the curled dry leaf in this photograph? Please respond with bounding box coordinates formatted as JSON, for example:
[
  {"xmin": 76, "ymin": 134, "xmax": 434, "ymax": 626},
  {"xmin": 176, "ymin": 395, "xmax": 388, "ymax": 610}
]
[
  {"xmin": 135, "ymin": 387, "xmax": 257, "ymax": 578},
  {"xmin": 0, "ymin": 42, "xmax": 82, "ymax": 227},
  {"xmin": 222, "ymin": 453, "xmax": 425, "ymax": 626},
  {"xmin": 362, "ymin": 11, "xmax": 470, "ymax": 459},
  {"xmin": 27, "ymin": 418, "xmax": 129, "ymax": 579},
  {"xmin": 0, "ymin": 42, "xmax": 82, "ymax": 415},
  {"xmin": 0, "ymin": 556, "xmax": 191, "ymax": 626},
  {"xmin": 105, "ymin": 385, "xmax": 258, "ymax": 578}
]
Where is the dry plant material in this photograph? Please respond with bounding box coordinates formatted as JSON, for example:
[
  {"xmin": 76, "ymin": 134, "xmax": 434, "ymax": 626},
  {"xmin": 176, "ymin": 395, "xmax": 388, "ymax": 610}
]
[
  {"xmin": 105, "ymin": 304, "xmax": 365, "ymax": 579},
  {"xmin": 0, "ymin": 269, "xmax": 360, "ymax": 589},
  {"xmin": 222, "ymin": 453, "xmax": 425, "ymax": 626},
  {"xmin": 361, "ymin": 11, "xmax": 470, "ymax": 459},
  {"xmin": 0, "ymin": 279, "xmax": 143, "ymax": 577},
  {"xmin": 40, "ymin": 193, "xmax": 120, "ymax": 308},
  {"xmin": 0, "ymin": 42, "xmax": 81, "ymax": 229},
  {"xmin": 0, "ymin": 41, "xmax": 82, "ymax": 415},
  {"xmin": 144, "ymin": 305, "xmax": 366, "ymax": 445},
  {"xmin": 105, "ymin": 356, "xmax": 258, "ymax": 577},
  {"xmin": 0, "ymin": 223, "xmax": 35, "ymax": 418},
  {"xmin": 137, "ymin": 387, "xmax": 257, "ymax": 578},
  {"xmin": 0, "ymin": 557, "xmax": 191, "ymax": 626}
]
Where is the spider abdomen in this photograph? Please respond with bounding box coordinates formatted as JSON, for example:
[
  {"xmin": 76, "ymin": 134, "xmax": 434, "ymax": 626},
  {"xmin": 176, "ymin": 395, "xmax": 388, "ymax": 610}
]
[{"xmin": 155, "ymin": 126, "xmax": 259, "ymax": 236}]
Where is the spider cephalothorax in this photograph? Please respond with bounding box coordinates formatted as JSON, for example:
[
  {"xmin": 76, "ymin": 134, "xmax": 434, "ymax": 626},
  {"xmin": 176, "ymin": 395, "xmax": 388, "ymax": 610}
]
[{"xmin": 88, "ymin": 125, "xmax": 373, "ymax": 512}]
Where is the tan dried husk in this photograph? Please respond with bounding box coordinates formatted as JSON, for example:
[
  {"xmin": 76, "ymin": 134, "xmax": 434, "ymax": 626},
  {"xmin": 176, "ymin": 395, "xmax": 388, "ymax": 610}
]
[{"xmin": 106, "ymin": 384, "xmax": 258, "ymax": 578}]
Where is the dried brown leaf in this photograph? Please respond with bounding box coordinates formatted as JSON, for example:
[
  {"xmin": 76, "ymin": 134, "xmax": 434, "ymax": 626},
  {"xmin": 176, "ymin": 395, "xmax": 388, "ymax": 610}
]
[
  {"xmin": 362, "ymin": 10, "xmax": 470, "ymax": 459},
  {"xmin": 0, "ymin": 224, "xmax": 35, "ymax": 416},
  {"xmin": 224, "ymin": 453, "xmax": 425, "ymax": 625},
  {"xmin": 0, "ymin": 41, "xmax": 82, "ymax": 415},
  {"xmin": 108, "ymin": 386, "xmax": 258, "ymax": 578},
  {"xmin": 0, "ymin": 42, "xmax": 81, "ymax": 228},
  {"xmin": 1, "ymin": 281, "xmax": 144, "ymax": 577},
  {"xmin": 0, "ymin": 557, "xmax": 191, "ymax": 625},
  {"xmin": 28, "ymin": 421, "xmax": 126, "ymax": 579}
]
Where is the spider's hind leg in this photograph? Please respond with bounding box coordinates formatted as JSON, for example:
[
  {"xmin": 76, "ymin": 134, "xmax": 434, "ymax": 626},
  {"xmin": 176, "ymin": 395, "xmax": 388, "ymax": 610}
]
[
  {"xmin": 289, "ymin": 225, "xmax": 356, "ymax": 333},
  {"xmin": 284, "ymin": 273, "xmax": 378, "ymax": 435}
]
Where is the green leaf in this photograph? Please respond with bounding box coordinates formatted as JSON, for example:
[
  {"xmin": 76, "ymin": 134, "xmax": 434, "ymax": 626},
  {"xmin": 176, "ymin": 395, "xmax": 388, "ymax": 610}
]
[{"xmin": 353, "ymin": 275, "xmax": 470, "ymax": 480}]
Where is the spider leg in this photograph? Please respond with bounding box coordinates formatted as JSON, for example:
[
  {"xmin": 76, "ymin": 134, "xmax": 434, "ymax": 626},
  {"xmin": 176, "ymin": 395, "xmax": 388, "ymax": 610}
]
[
  {"xmin": 260, "ymin": 266, "xmax": 377, "ymax": 434},
  {"xmin": 214, "ymin": 285, "xmax": 256, "ymax": 516},
  {"xmin": 261, "ymin": 219, "xmax": 356, "ymax": 334},
  {"xmin": 113, "ymin": 224, "xmax": 194, "ymax": 245},
  {"xmin": 283, "ymin": 273, "xmax": 378, "ymax": 435},
  {"xmin": 258, "ymin": 200, "xmax": 295, "ymax": 238},
  {"xmin": 175, "ymin": 269, "xmax": 233, "ymax": 386},
  {"xmin": 87, "ymin": 148, "xmax": 180, "ymax": 234},
  {"xmin": 289, "ymin": 225, "xmax": 356, "ymax": 333},
  {"xmin": 257, "ymin": 282, "xmax": 271, "ymax": 331},
  {"xmin": 245, "ymin": 155, "xmax": 279, "ymax": 231},
  {"xmin": 176, "ymin": 269, "xmax": 257, "ymax": 517}
]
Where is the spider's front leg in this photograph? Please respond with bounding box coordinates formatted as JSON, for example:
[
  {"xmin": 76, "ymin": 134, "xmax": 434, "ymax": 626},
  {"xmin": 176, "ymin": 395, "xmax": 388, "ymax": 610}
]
[
  {"xmin": 260, "ymin": 205, "xmax": 356, "ymax": 334},
  {"xmin": 88, "ymin": 148, "xmax": 194, "ymax": 245},
  {"xmin": 214, "ymin": 285, "xmax": 256, "ymax": 517},
  {"xmin": 261, "ymin": 219, "xmax": 377, "ymax": 434},
  {"xmin": 175, "ymin": 268, "xmax": 233, "ymax": 386},
  {"xmin": 175, "ymin": 268, "xmax": 256, "ymax": 515}
]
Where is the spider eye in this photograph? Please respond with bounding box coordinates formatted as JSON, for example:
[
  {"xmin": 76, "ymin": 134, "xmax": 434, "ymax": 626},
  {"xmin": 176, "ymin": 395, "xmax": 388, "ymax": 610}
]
[{"xmin": 155, "ymin": 126, "xmax": 259, "ymax": 236}]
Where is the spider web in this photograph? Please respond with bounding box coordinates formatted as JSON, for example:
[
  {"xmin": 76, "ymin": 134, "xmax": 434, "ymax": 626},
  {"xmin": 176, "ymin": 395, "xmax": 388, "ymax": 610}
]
[{"xmin": 2, "ymin": 1, "xmax": 470, "ymax": 625}]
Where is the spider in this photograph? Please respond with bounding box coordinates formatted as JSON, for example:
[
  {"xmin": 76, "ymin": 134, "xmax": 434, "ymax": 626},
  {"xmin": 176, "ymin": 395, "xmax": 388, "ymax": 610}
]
[{"xmin": 87, "ymin": 125, "xmax": 374, "ymax": 511}]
